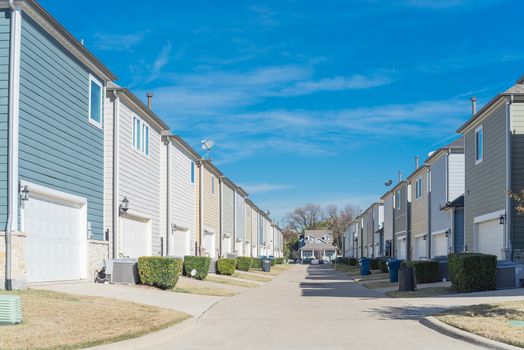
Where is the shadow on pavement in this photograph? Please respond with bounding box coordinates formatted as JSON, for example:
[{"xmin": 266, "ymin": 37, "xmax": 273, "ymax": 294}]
[{"xmin": 365, "ymin": 305, "xmax": 449, "ymax": 320}]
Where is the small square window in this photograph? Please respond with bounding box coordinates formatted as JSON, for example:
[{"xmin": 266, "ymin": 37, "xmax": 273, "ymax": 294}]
[{"xmin": 89, "ymin": 75, "xmax": 103, "ymax": 128}]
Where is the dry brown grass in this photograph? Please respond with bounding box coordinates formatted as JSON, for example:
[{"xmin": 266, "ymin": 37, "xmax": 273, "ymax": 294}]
[
  {"xmin": 386, "ymin": 286, "xmax": 453, "ymax": 298},
  {"xmin": 174, "ymin": 278, "xmax": 238, "ymax": 297},
  {"xmin": 436, "ymin": 300, "xmax": 524, "ymax": 348},
  {"xmin": 205, "ymin": 276, "xmax": 259, "ymax": 288},
  {"xmin": 0, "ymin": 289, "xmax": 189, "ymax": 350},
  {"xmin": 351, "ymin": 272, "xmax": 390, "ymax": 282},
  {"xmin": 362, "ymin": 280, "xmax": 397, "ymax": 289},
  {"xmin": 235, "ymin": 272, "xmax": 272, "ymax": 282}
]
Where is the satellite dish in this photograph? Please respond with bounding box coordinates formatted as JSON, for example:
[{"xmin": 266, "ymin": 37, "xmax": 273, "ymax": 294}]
[
  {"xmin": 385, "ymin": 179, "xmax": 393, "ymax": 187},
  {"xmin": 201, "ymin": 139, "xmax": 215, "ymax": 151}
]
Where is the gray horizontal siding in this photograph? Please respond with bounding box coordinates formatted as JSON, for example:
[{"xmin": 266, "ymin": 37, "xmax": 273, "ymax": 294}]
[
  {"xmin": 430, "ymin": 154, "xmax": 450, "ymax": 234},
  {"xmin": 511, "ymin": 102, "xmax": 524, "ymax": 249},
  {"xmin": 18, "ymin": 15, "xmax": 104, "ymax": 239},
  {"xmin": 383, "ymin": 194, "xmax": 393, "ymax": 241},
  {"xmin": 464, "ymin": 101, "xmax": 507, "ymax": 250},
  {"xmin": 0, "ymin": 10, "xmax": 9, "ymax": 227}
]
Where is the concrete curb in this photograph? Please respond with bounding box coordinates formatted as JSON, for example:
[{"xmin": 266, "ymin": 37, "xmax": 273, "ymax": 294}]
[{"xmin": 420, "ymin": 316, "xmax": 522, "ymax": 350}]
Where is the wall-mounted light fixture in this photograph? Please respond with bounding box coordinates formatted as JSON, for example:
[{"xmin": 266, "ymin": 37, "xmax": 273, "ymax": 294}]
[
  {"xmin": 445, "ymin": 229, "xmax": 450, "ymax": 238},
  {"xmin": 423, "ymin": 234, "xmax": 427, "ymax": 241},
  {"xmin": 119, "ymin": 196, "xmax": 129, "ymax": 215},
  {"xmin": 499, "ymin": 214, "xmax": 505, "ymax": 225},
  {"xmin": 19, "ymin": 184, "xmax": 29, "ymax": 203}
]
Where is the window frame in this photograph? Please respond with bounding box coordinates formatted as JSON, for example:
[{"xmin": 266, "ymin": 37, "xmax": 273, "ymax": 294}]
[
  {"xmin": 132, "ymin": 115, "xmax": 150, "ymax": 157},
  {"xmin": 475, "ymin": 125, "xmax": 483, "ymax": 164},
  {"xmin": 190, "ymin": 161, "xmax": 195, "ymax": 184},
  {"xmin": 396, "ymin": 190, "xmax": 401, "ymax": 210},
  {"xmin": 211, "ymin": 175, "xmax": 215, "ymax": 194},
  {"xmin": 88, "ymin": 74, "xmax": 103, "ymax": 128}
]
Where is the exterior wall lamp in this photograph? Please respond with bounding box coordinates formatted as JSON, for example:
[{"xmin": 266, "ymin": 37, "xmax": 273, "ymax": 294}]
[
  {"xmin": 499, "ymin": 214, "xmax": 505, "ymax": 225},
  {"xmin": 445, "ymin": 229, "xmax": 450, "ymax": 238},
  {"xmin": 423, "ymin": 234, "xmax": 427, "ymax": 241},
  {"xmin": 119, "ymin": 196, "xmax": 129, "ymax": 215},
  {"xmin": 19, "ymin": 184, "xmax": 29, "ymax": 202}
]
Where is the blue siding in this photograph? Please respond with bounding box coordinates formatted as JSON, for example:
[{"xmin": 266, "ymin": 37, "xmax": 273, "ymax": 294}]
[
  {"xmin": 0, "ymin": 11, "xmax": 9, "ymax": 228},
  {"xmin": 454, "ymin": 208, "xmax": 465, "ymax": 253},
  {"xmin": 18, "ymin": 15, "xmax": 104, "ymax": 239}
]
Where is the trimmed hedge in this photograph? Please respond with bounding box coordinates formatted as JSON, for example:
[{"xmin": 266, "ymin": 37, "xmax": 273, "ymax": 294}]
[
  {"xmin": 370, "ymin": 258, "xmax": 380, "ymax": 270},
  {"xmin": 217, "ymin": 258, "xmax": 236, "ymax": 275},
  {"xmin": 252, "ymin": 257, "xmax": 262, "ymax": 269},
  {"xmin": 448, "ymin": 253, "xmax": 497, "ymax": 293},
  {"xmin": 401, "ymin": 260, "xmax": 439, "ymax": 283},
  {"xmin": 183, "ymin": 256, "xmax": 211, "ymax": 280},
  {"xmin": 236, "ymin": 257, "xmax": 253, "ymax": 271},
  {"xmin": 270, "ymin": 259, "xmax": 276, "ymax": 266},
  {"xmin": 275, "ymin": 257, "xmax": 284, "ymax": 264},
  {"xmin": 349, "ymin": 258, "xmax": 358, "ymax": 266},
  {"xmin": 378, "ymin": 260, "xmax": 389, "ymax": 273},
  {"xmin": 138, "ymin": 256, "xmax": 183, "ymax": 290}
]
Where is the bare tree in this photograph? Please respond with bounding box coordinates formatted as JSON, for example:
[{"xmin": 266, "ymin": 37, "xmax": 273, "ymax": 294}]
[
  {"xmin": 284, "ymin": 203, "xmax": 324, "ymax": 234},
  {"xmin": 325, "ymin": 204, "xmax": 359, "ymax": 250}
]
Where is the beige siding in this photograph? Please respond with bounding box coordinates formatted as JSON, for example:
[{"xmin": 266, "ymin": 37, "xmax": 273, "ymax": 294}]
[
  {"xmin": 203, "ymin": 166, "xmax": 220, "ymax": 256},
  {"xmin": 464, "ymin": 100, "xmax": 507, "ymax": 250},
  {"xmin": 195, "ymin": 163, "xmax": 201, "ymax": 247},
  {"xmin": 409, "ymin": 168, "xmax": 429, "ymax": 259},
  {"xmin": 245, "ymin": 203, "xmax": 252, "ymax": 256}
]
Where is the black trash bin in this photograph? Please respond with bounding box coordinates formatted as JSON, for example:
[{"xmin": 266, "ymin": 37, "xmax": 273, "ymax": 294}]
[
  {"xmin": 262, "ymin": 259, "xmax": 271, "ymax": 272},
  {"xmin": 398, "ymin": 266, "xmax": 417, "ymax": 292}
]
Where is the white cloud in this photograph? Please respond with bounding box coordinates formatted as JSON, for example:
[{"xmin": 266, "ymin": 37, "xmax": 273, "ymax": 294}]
[
  {"xmin": 92, "ymin": 32, "xmax": 146, "ymax": 51},
  {"xmin": 281, "ymin": 74, "xmax": 393, "ymax": 96},
  {"xmin": 250, "ymin": 5, "xmax": 279, "ymax": 27}
]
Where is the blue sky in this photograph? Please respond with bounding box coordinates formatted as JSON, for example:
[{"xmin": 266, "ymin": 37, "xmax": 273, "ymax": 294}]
[{"xmin": 41, "ymin": 0, "xmax": 524, "ymax": 221}]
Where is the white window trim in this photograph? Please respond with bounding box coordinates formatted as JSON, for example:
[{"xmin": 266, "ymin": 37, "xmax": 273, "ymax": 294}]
[
  {"xmin": 475, "ymin": 125, "xmax": 483, "ymax": 165},
  {"xmin": 132, "ymin": 115, "xmax": 150, "ymax": 157},
  {"xmin": 88, "ymin": 74, "xmax": 103, "ymax": 129},
  {"xmin": 190, "ymin": 160, "xmax": 195, "ymax": 184}
]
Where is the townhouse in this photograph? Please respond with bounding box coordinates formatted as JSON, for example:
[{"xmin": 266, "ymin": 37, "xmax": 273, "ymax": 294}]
[
  {"xmin": 0, "ymin": 0, "xmax": 119, "ymax": 289},
  {"xmin": 220, "ymin": 177, "xmax": 235, "ymax": 256},
  {"xmin": 234, "ymin": 187, "xmax": 247, "ymax": 255},
  {"xmin": 392, "ymin": 181, "xmax": 411, "ymax": 260},
  {"xmin": 198, "ymin": 160, "xmax": 222, "ymax": 258},
  {"xmin": 245, "ymin": 199, "xmax": 253, "ymax": 257},
  {"xmin": 407, "ymin": 164, "xmax": 430, "ymax": 261},
  {"xmin": 161, "ymin": 134, "xmax": 200, "ymax": 258},
  {"xmin": 457, "ymin": 83, "xmax": 524, "ymax": 261},
  {"xmin": 425, "ymin": 137, "xmax": 464, "ymax": 257},
  {"xmin": 381, "ymin": 191, "xmax": 394, "ymax": 257},
  {"xmin": 371, "ymin": 202, "xmax": 384, "ymax": 257},
  {"xmin": 247, "ymin": 199, "xmax": 259, "ymax": 257}
]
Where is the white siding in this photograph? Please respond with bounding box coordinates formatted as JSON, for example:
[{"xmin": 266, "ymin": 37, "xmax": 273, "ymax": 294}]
[
  {"xmin": 251, "ymin": 207, "xmax": 258, "ymax": 256},
  {"xmin": 448, "ymin": 153, "xmax": 465, "ymax": 200},
  {"xmin": 235, "ymin": 192, "xmax": 246, "ymax": 241},
  {"xmin": 383, "ymin": 193, "xmax": 393, "ymax": 241},
  {"xmin": 430, "ymin": 153, "xmax": 449, "ymax": 234}
]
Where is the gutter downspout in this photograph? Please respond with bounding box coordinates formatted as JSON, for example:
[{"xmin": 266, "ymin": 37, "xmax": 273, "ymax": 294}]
[
  {"xmin": 5, "ymin": 0, "xmax": 21, "ymax": 291},
  {"xmin": 218, "ymin": 177, "xmax": 223, "ymax": 257},
  {"xmin": 165, "ymin": 138, "xmax": 171, "ymax": 257},
  {"xmin": 506, "ymin": 95, "xmax": 513, "ymax": 260},
  {"xmin": 111, "ymin": 90, "xmax": 120, "ymax": 259}
]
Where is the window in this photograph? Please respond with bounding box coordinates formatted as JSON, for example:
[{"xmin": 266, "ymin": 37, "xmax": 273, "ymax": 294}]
[
  {"xmin": 132, "ymin": 116, "xmax": 149, "ymax": 156},
  {"xmin": 475, "ymin": 125, "xmax": 483, "ymax": 164},
  {"xmin": 396, "ymin": 190, "xmax": 401, "ymax": 209},
  {"xmin": 190, "ymin": 161, "xmax": 195, "ymax": 184},
  {"xmin": 211, "ymin": 175, "xmax": 215, "ymax": 194},
  {"xmin": 415, "ymin": 177, "xmax": 422, "ymax": 200},
  {"xmin": 89, "ymin": 75, "xmax": 102, "ymax": 127}
]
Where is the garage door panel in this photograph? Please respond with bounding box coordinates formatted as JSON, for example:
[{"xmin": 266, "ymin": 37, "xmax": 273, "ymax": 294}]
[
  {"xmin": 121, "ymin": 217, "xmax": 149, "ymax": 258},
  {"xmin": 25, "ymin": 195, "xmax": 84, "ymax": 283},
  {"xmin": 477, "ymin": 219, "xmax": 504, "ymax": 259},
  {"xmin": 433, "ymin": 234, "xmax": 447, "ymax": 257}
]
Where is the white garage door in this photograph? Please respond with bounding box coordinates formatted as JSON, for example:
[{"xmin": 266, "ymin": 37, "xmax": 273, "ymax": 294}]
[
  {"xmin": 172, "ymin": 229, "xmax": 190, "ymax": 258},
  {"xmin": 203, "ymin": 231, "xmax": 216, "ymax": 257},
  {"xmin": 25, "ymin": 192, "xmax": 85, "ymax": 283},
  {"xmin": 121, "ymin": 217, "xmax": 149, "ymax": 258},
  {"xmin": 397, "ymin": 238, "xmax": 407, "ymax": 260},
  {"xmin": 415, "ymin": 237, "xmax": 426, "ymax": 260},
  {"xmin": 477, "ymin": 219, "xmax": 504, "ymax": 259},
  {"xmin": 235, "ymin": 240, "xmax": 243, "ymax": 256},
  {"xmin": 433, "ymin": 233, "xmax": 447, "ymax": 257}
]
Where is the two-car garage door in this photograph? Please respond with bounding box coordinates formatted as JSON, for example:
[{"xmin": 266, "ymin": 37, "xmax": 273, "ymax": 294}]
[{"xmin": 24, "ymin": 189, "xmax": 86, "ymax": 283}]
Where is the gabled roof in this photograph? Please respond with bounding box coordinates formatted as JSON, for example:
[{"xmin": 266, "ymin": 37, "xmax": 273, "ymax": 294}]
[
  {"xmin": 304, "ymin": 230, "xmax": 333, "ymax": 238},
  {"xmin": 390, "ymin": 180, "xmax": 408, "ymax": 193},
  {"xmin": 406, "ymin": 165, "xmax": 430, "ymax": 182},
  {"xmin": 299, "ymin": 242, "xmax": 337, "ymax": 251},
  {"xmin": 425, "ymin": 137, "xmax": 464, "ymax": 164}
]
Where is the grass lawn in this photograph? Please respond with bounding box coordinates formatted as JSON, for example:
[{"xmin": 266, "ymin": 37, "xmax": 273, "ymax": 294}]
[
  {"xmin": 386, "ymin": 287, "xmax": 454, "ymax": 298},
  {"xmin": 173, "ymin": 278, "xmax": 238, "ymax": 297},
  {"xmin": 236, "ymin": 272, "xmax": 272, "ymax": 282},
  {"xmin": 362, "ymin": 280, "xmax": 396, "ymax": 289},
  {"xmin": 0, "ymin": 289, "xmax": 189, "ymax": 350},
  {"xmin": 436, "ymin": 300, "xmax": 524, "ymax": 348},
  {"xmin": 206, "ymin": 275, "xmax": 259, "ymax": 288},
  {"xmin": 351, "ymin": 272, "xmax": 389, "ymax": 282}
]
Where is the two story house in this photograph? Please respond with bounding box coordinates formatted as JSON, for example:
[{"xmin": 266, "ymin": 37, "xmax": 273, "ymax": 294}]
[
  {"xmin": 381, "ymin": 190, "xmax": 394, "ymax": 257},
  {"xmin": 392, "ymin": 181, "xmax": 411, "ymax": 260},
  {"xmin": 407, "ymin": 165, "xmax": 430, "ymax": 261},
  {"xmin": 299, "ymin": 230, "xmax": 337, "ymax": 260}
]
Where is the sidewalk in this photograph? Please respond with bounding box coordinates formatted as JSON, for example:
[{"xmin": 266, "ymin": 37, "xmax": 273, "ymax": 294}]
[{"xmin": 33, "ymin": 281, "xmax": 223, "ymax": 317}]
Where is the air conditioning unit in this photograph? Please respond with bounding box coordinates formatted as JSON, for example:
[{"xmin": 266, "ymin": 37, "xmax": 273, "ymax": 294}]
[
  {"xmin": 106, "ymin": 258, "xmax": 139, "ymax": 284},
  {"xmin": 0, "ymin": 295, "xmax": 22, "ymax": 324}
]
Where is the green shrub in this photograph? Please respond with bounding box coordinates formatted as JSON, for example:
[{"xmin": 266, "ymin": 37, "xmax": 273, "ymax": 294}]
[
  {"xmin": 448, "ymin": 253, "xmax": 497, "ymax": 293},
  {"xmin": 275, "ymin": 257, "xmax": 284, "ymax": 264},
  {"xmin": 138, "ymin": 256, "xmax": 183, "ymax": 290},
  {"xmin": 370, "ymin": 258, "xmax": 380, "ymax": 270},
  {"xmin": 217, "ymin": 258, "xmax": 236, "ymax": 275},
  {"xmin": 236, "ymin": 257, "xmax": 253, "ymax": 271},
  {"xmin": 183, "ymin": 256, "xmax": 211, "ymax": 280},
  {"xmin": 378, "ymin": 260, "xmax": 389, "ymax": 273},
  {"xmin": 349, "ymin": 258, "xmax": 358, "ymax": 266},
  {"xmin": 252, "ymin": 257, "xmax": 261, "ymax": 269},
  {"xmin": 401, "ymin": 260, "xmax": 439, "ymax": 283},
  {"xmin": 270, "ymin": 258, "xmax": 276, "ymax": 266}
]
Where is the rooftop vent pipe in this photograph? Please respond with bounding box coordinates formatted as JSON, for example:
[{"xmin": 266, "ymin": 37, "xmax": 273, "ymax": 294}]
[
  {"xmin": 147, "ymin": 92, "xmax": 153, "ymax": 110},
  {"xmin": 471, "ymin": 96, "xmax": 477, "ymax": 116}
]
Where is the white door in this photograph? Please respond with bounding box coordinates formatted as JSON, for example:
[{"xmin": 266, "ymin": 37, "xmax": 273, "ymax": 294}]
[
  {"xmin": 397, "ymin": 238, "xmax": 407, "ymax": 259},
  {"xmin": 477, "ymin": 219, "xmax": 504, "ymax": 259},
  {"xmin": 25, "ymin": 192, "xmax": 85, "ymax": 283},
  {"xmin": 235, "ymin": 240, "xmax": 243, "ymax": 256},
  {"xmin": 433, "ymin": 233, "xmax": 447, "ymax": 257},
  {"xmin": 415, "ymin": 237, "xmax": 426, "ymax": 260},
  {"xmin": 222, "ymin": 236, "xmax": 232, "ymax": 256},
  {"xmin": 172, "ymin": 229, "xmax": 190, "ymax": 257},
  {"xmin": 203, "ymin": 231, "xmax": 215, "ymax": 257},
  {"xmin": 121, "ymin": 216, "xmax": 149, "ymax": 258}
]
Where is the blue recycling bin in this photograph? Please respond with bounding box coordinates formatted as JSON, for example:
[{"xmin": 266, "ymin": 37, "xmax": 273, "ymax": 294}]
[
  {"xmin": 359, "ymin": 258, "xmax": 370, "ymax": 276},
  {"xmin": 387, "ymin": 259, "xmax": 402, "ymax": 283}
]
